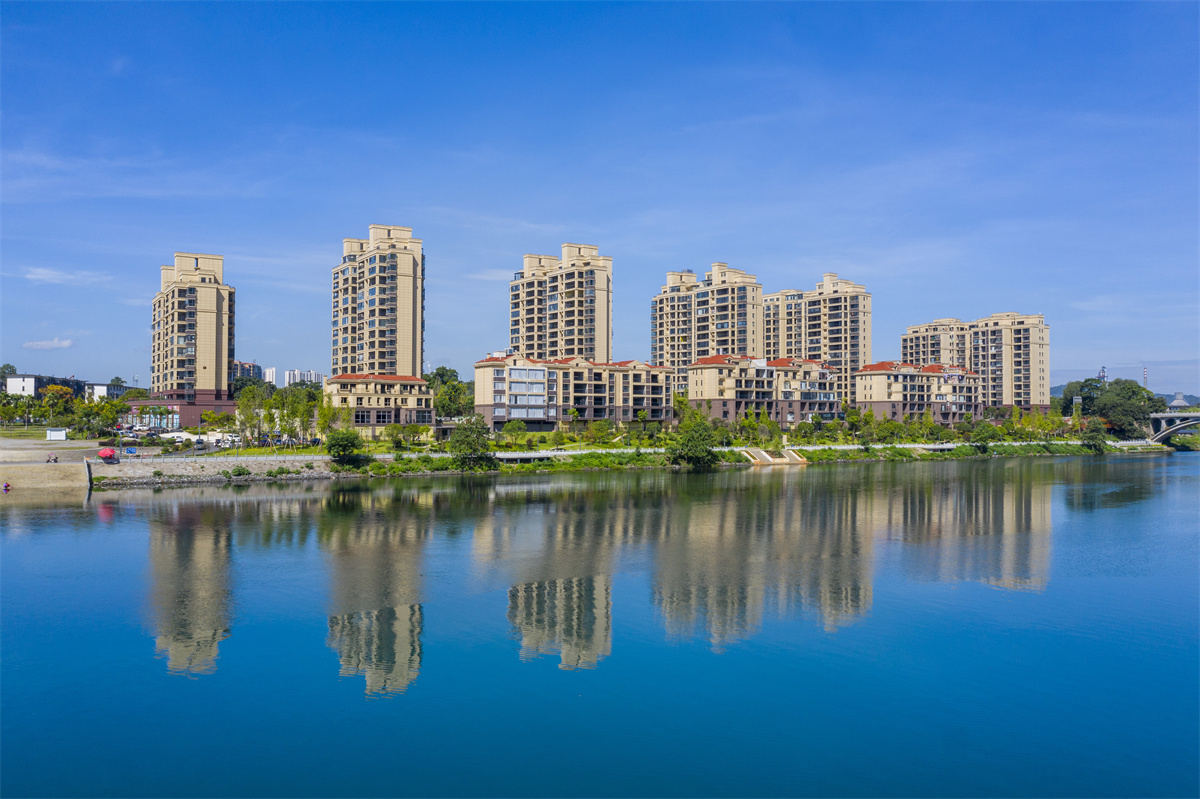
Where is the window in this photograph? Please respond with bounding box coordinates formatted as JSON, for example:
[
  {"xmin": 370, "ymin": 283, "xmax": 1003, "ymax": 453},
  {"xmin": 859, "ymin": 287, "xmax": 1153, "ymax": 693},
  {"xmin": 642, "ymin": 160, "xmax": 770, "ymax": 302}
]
[{"xmin": 354, "ymin": 409, "xmax": 371, "ymax": 424}]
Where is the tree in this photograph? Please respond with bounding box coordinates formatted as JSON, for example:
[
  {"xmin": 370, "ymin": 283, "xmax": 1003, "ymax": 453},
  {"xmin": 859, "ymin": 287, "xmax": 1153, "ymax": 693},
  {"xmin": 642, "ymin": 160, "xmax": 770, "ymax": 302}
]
[
  {"xmin": 122, "ymin": 387, "xmax": 149, "ymax": 400},
  {"xmin": 671, "ymin": 391, "xmax": 691, "ymax": 423},
  {"xmin": 585, "ymin": 419, "xmax": 613, "ymax": 445},
  {"xmin": 1059, "ymin": 378, "xmax": 1105, "ymax": 416},
  {"xmin": 667, "ymin": 412, "xmax": 719, "ymax": 469},
  {"xmin": 317, "ymin": 395, "xmax": 340, "ymax": 438},
  {"xmin": 110, "ymin": 376, "xmax": 126, "ymax": 387},
  {"xmin": 232, "ymin": 375, "xmax": 275, "ymax": 399},
  {"xmin": 383, "ymin": 423, "xmax": 406, "ymax": 451},
  {"xmin": 448, "ymin": 414, "xmax": 496, "ymax": 470},
  {"xmin": 1093, "ymin": 379, "xmax": 1167, "ymax": 439},
  {"xmin": 404, "ymin": 424, "xmax": 429, "ymax": 448},
  {"xmin": 434, "ymin": 380, "xmax": 471, "ymax": 419},
  {"xmin": 326, "ymin": 429, "xmax": 364, "ymax": 464},
  {"xmin": 0, "ymin": 363, "xmax": 16, "ymax": 378},
  {"xmin": 568, "ymin": 407, "xmax": 581, "ymax": 433},
  {"xmin": 501, "ymin": 419, "xmax": 527, "ymax": 446},
  {"xmin": 637, "ymin": 410, "xmax": 648, "ymax": 432},
  {"xmin": 423, "ymin": 366, "xmax": 460, "ymax": 391},
  {"xmin": 1082, "ymin": 418, "xmax": 1109, "ymax": 454},
  {"xmin": 970, "ymin": 422, "xmax": 1002, "ymax": 453}
]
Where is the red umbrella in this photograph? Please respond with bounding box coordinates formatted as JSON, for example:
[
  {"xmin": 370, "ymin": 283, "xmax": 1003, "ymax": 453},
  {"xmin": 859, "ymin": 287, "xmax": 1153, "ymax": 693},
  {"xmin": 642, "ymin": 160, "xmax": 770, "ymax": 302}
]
[{"xmin": 97, "ymin": 448, "xmax": 116, "ymax": 458}]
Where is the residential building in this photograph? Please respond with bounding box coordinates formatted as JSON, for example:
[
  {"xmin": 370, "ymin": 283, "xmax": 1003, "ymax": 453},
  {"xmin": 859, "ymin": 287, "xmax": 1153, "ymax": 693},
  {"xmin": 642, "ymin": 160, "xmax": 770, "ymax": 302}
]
[
  {"xmin": 85, "ymin": 382, "xmax": 129, "ymax": 400},
  {"xmin": 763, "ymin": 273, "xmax": 872, "ymax": 403},
  {"xmin": 323, "ymin": 373, "xmax": 434, "ymax": 440},
  {"xmin": 263, "ymin": 367, "xmax": 277, "ymax": 387},
  {"xmin": 509, "ymin": 243, "xmax": 613, "ymax": 364},
  {"xmin": 649, "ymin": 265, "xmax": 764, "ymax": 378},
  {"xmin": 854, "ymin": 361, "xmax": 982, "ymax": 425},
  {"xmin": 899, "ymin": 319, "xmax": 969, "ymax": 367},
  {"xmin": 146, "ymin": 252, "xmax": 237, "ymax": 426},
  {"xmin": 474, "ymin": 352, "xmax": 674, "ymax": 433},
  {"xmin": 285, "ymin": 369, "xmax": 325, "ymax": 386},
  {"xmin": 331, "ymin": 225, "xmax": 425, "ymax": 380},
  {"xmin": 5, "ymin": 374, "xmax": 86, "ymax": 398},
  {"xmin": 685, "ymin": 355, "xmax": 839, "ymax": 427},
  {"xmin": 900, "ymin": 312, "xmax": 1050, "ymax": 411},
  {"xmin": 231, "ymin": 361, "xmax": 263, "ymax": 381}
]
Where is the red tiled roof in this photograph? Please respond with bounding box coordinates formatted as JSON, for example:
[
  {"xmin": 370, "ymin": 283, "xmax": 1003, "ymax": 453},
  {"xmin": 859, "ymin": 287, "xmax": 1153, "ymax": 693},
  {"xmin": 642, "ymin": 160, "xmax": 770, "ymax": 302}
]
[
  {"xmin": 329, "ymin": 374, "xmax": 425, "ymax": 383},
  {"xmin": 855, "ymin": 361, "xmax": 919, "ymax": 373},
  {"xmin": 766, "ymin": 358, "xmax": 828, "ymax": 368},
  {"xmin": 688, "ymin": 355, "xmax": 740, "ymax": 366}
]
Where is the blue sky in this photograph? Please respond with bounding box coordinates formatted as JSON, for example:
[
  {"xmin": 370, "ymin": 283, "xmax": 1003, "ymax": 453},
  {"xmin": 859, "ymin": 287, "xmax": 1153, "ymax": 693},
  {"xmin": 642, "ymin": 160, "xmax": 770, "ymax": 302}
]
[{"xmin": 2, "ymin": 2, "xmax": 1196, "ymax": 391}]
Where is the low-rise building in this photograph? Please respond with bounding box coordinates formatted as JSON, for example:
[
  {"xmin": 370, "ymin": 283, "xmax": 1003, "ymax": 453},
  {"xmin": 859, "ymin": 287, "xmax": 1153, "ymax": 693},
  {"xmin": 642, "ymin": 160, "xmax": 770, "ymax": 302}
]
[
  {"xmin": 685, "ymin": 355, "xmax": 839, "ymax": 427},
  {"xmin": 854, "ymin": 361, "xmax": 982, "ymax": 425},
  {"xmin": 85, "ymin": 382, "xmax": 130, "ymax": 400},
  {"xmin": 5, "ymin": 374, "xmax": 87, "ymax": 398},
  {"xmin": 474, "ymin": 352, "xmax": 675, "ymax": 432},
  {"xmin": 324, "ymin": 374, "xmax": 434, "ymax": 439}
]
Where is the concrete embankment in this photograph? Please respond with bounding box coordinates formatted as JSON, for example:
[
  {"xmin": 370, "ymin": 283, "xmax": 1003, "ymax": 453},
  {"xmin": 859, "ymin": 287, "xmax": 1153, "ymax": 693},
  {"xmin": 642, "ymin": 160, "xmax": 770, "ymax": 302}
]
[
  {"xmin": 0, "ymin": 461, "xmax": 91, "ymax": 490},
  {"xmin": 91, "ymin": 457, "xmax": 337, "ymax": 488}
]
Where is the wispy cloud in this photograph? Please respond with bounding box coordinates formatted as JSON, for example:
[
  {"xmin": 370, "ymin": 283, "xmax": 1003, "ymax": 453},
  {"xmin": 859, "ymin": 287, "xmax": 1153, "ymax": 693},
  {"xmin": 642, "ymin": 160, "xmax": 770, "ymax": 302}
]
[
  {"xmin": 24, "ymin": 267, "xmax": 111, "ymax": 285},
  {"xmin": 23, "ymin": 337, "xmax": 73, "ymax": 350}
]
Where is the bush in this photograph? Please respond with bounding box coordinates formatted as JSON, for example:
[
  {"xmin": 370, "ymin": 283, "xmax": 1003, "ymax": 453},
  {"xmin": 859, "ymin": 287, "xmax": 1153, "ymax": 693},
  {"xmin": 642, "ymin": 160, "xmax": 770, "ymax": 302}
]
[
  {"xmin": 152, "ymin": 470, "xmax": 163, "ymax": 478},
  {"xmin": 326, "ymin": 430, "xmax": 365, "ymax": 465},
  {"xmin": 304, "ymin": 462, "xmax": 315, "ymax": 469},
  {"xmin": 230, "ymin": 465, "xmax": 251, "ymax": 477},
  {"xmin": 220, "ymin": 470, "xmax": 232, "ymax": 479}
]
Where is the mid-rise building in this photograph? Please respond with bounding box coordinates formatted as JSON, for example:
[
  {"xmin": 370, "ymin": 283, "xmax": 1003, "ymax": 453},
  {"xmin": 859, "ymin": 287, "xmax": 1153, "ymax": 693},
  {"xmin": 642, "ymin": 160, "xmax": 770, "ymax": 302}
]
[
  {"xmin": 509, "ymin": 244, "xmax": 613, "ymax": 363},
  {"xmin": 763, "ymin": 273, "xmax": 872, "ymax": 403},
  {"xmin": 231, "ymin": 361, "xmax": 263, "ymax": 381},
  {"xmin": 900, "ymin": 312, "xmax": 1050, "ymax": 411},
  {"xmin": 85, "ymin": 382, "xmax": 129, "ymax": 400},
  {"xmin": 285, "ymin": 369, "xmax": 324, "ymax": 387},
  {"xmin": 649, "ymin": 265, "xmax": 764, "ymax": 377},
  {"xmin": 685, "ymin": 355, "xmax": 838, "ymax": 426},
  {"xmin": 4, "ymin": 374, "xmax": 86, "ymax": 398},
  {"xmin": 854, "ymin": 361, "xmax": 982, "ymax": 425},
  {"xmin": 150, "ymin": 253, "xmax": 235, "ymax": 404},
  {"xmin": 323, "ymin": 374, "xmax": 434, "ymax": 439},
  {"xmin": 474, "ymin": 352, "xmax": 674, "ymax": 432},
  {"xmin": 331, "ymin": 225, "xmax": 425, "ymax": 380}
]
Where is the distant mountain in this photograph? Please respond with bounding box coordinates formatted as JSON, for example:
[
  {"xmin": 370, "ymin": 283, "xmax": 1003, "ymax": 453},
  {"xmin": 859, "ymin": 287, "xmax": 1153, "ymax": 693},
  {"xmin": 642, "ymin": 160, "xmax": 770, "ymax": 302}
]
[{"xmin": 1050, "ymin": 384, "xmax": 1198, "ymax": 405}]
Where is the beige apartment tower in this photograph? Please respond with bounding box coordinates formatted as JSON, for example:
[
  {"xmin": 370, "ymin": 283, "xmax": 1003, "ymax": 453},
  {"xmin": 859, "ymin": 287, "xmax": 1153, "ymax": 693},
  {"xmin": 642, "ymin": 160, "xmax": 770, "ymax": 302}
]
[
  {"xmin": 900, "ymin": 312, "xmax": 1050, "ymax": 411},
  {"xmin": 331, "ymin": 226, "xmax": 425, "ymax": 379},
  {"xmin": 150, "ymin": 253, "xmax": 235, "ymax": 402},
  {"xmin": 509, "ymin": 244, "xmax": 612, "ymax": 364},
  {"xmin": 763, "ymin": 273, "xmax": 872, "ymax": 403},
  {"xmin": 649, "ymin": 265, "xmax": 764, "ymax": 377}
]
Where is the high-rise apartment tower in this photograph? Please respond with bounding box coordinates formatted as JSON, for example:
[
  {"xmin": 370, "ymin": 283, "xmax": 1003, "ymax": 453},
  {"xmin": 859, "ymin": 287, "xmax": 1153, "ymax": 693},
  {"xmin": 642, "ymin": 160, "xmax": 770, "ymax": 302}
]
[
  {"xmin": 331, "ymin": 226, "xmax": 425, "ymax": 378},
  {"xmin": 509, "ymin": 244, "xmax": 612, "ymax": 363},
  {"xmin": 150, "ymin": 253, "xmax": 235, "ymax": 403},
  {"xmin": 763, "ymin": 273, "xmax": 872, "ymax": 402},
  {"xmin": 900, "ymin": 312, "xmax": 1049, "ymax": 411},
  {"xmin": 649, "ymin": 265, "xmax": 764, "ymax": 377}
]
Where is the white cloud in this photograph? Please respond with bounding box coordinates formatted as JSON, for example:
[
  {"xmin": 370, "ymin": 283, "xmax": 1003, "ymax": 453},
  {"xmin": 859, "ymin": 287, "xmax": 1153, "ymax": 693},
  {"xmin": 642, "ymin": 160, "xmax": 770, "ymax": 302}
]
[
  {"xmin": 23, "ymin": 337, "xmax": 73, "ymax": 350},
  {"xmin": 24, "ymin": 267, "xmax": 111, "ymax": 285}
]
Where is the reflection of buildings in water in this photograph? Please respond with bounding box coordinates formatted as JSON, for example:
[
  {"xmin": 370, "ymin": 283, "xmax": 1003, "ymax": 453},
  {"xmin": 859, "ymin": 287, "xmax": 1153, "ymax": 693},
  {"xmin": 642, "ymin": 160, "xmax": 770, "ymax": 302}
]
[
  {"xmin": 147, "ymin": 507, "xmax": 233, "ymax": 675},
  {"xmin": 322, "ymin": 492, "xmax": 430, "ymax": 695},
  {"xmin": 654, "ymin": 475, "xmax": 874, "ymax": 645},
  {"xmin": 873, "ymin": 466, "xmax": 1053, "ymax": 591},
  {"xmin": 473, "ymin": 481, "xmax": 651, "ymax": 669},
  {"xmin": 508, "ymin": 576, "xmax": 612, "ymax": 670}
]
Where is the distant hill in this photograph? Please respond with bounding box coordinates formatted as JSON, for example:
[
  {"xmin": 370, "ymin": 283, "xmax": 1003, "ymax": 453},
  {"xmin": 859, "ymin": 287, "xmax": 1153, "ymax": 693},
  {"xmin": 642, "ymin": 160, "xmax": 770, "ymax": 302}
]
[{"xmin": 1050, "ymin": 384, "xmax": 1198, "ymax": 405}]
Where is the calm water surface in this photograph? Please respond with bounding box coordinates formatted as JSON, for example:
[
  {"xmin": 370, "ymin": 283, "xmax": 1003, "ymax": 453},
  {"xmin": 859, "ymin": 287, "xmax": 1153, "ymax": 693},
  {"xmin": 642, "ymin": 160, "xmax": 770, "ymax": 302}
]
[{"xmin": 2, "ymin": 455, "xmax": 1197, "ymax": 798}]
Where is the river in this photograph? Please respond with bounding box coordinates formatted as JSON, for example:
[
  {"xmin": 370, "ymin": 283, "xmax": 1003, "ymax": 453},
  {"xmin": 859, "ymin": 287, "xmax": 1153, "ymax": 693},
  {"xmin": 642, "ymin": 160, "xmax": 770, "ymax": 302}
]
[{"xmin": 2, "ymin": 454, "xmax": 1196, "ymax": 797}]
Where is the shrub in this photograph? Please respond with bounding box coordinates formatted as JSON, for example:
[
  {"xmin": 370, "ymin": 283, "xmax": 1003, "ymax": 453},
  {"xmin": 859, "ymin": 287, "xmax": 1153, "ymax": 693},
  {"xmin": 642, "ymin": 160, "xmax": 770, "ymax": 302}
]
[
  {"xmin": 230, "ymin": 465, "xmax": 251, "ymax": 477},
  {"xmin": 326, "ymin": 430, "xmax": 365, "ymax": 465},
  {"xmin": 304, "ymin": 462, "xmax": 315, "ymax": 470},
  {"xmin": 220, "ymin": 470, "xmax": 232, "ymax": 479},
  {"xmin": 152, "ymin": 470, "xmax": 163, "ymax": 478}
]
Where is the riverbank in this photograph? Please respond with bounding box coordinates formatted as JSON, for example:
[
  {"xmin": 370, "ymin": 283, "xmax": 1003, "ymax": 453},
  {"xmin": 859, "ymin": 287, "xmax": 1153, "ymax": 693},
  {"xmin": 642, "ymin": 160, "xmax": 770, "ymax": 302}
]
[{"xmin": 73, "ymin": 442, "xmax": 1175, "ymax": 492}]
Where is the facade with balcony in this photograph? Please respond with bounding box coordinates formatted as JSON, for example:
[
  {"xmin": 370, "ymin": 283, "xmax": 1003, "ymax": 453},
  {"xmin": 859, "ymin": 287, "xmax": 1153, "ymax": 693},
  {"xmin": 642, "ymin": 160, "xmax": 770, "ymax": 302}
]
[
  {"xmin": 686, "ymin": 355, "xmax": 840, "ymax": 426},
  {"xmin": 324, "ymin": 373, "xmax": 434, "ymax": 439},
  {"xmin": 649, "ymin": 265, "xmax": 764, "ymax": 379},
  {"xmin": 331, "ymin": 225, "xmax": 425, "ymax": 380},
  {"xmin": 854, "ymin": 361, "xmax": 982, "ymax": 425},
  {"xmin": 474, "ymin": 352, "xmax": 674, "ymax": 433},
  {"xmin": 508, "ymin": 243, "xmax": 613, "ymax": 364}
]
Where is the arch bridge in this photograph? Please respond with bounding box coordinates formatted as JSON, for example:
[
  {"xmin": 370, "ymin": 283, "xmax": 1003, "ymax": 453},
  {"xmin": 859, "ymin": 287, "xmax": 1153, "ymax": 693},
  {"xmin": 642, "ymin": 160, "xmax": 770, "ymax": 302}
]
[{"xmin": 1148, "ymin": 412, "xmax": 1200, "ymax": 443}]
